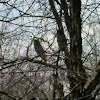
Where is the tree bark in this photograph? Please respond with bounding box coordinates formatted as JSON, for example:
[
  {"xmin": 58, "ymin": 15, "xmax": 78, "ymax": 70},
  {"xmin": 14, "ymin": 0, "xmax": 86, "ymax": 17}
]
[{"xmin": 49, "ymin": 0, "xmax": 88, "ymax": 99}]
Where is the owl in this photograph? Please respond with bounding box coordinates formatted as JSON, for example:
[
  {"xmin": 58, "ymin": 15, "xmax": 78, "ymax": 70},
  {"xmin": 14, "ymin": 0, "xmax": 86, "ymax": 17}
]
[{"xmin": 34, "ymin": 39, "xmax": 46, "ymax": 61}]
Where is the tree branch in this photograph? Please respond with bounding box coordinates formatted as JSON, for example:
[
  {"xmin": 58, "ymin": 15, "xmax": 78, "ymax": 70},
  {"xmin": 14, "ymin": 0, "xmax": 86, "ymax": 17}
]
[{"xmin": 1, "ymin": 57, "xmax": 64, "ymax": 71}]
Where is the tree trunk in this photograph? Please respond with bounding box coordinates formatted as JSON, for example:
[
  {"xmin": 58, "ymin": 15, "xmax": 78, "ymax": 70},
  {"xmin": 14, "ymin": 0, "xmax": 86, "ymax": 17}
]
[
  {"xmin": 49, "ymin": 0, "xmax": 87, "ymax": 99},
  {"xmin": 48, "ymin": 0, "xmax": 100, "ymax": 99}
]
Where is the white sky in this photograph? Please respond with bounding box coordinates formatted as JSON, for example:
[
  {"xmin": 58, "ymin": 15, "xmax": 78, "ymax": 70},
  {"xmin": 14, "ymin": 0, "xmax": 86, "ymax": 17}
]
[{"xmin": 0, "ymin": 0, "xmax": 99, "ymax": 59}]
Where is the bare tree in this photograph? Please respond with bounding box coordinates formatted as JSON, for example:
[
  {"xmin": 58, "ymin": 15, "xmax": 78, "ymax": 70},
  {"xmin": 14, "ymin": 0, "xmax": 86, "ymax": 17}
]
[{"xmin": 0, "ymin": 0, "xmax": 100, "ymax": 100}]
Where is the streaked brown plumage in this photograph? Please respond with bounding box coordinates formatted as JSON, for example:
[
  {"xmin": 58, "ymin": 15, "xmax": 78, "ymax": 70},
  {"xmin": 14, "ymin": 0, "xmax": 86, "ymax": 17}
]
[{"xmin": 34, "ymin": 39, "xmax": 46, "ymax": 61}]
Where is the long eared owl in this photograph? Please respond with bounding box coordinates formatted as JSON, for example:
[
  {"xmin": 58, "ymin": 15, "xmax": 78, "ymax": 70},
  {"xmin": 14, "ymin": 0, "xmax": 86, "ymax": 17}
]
[{"xmin": 34, "ymin": 39, "xmax": 46, "ymax": 61}]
